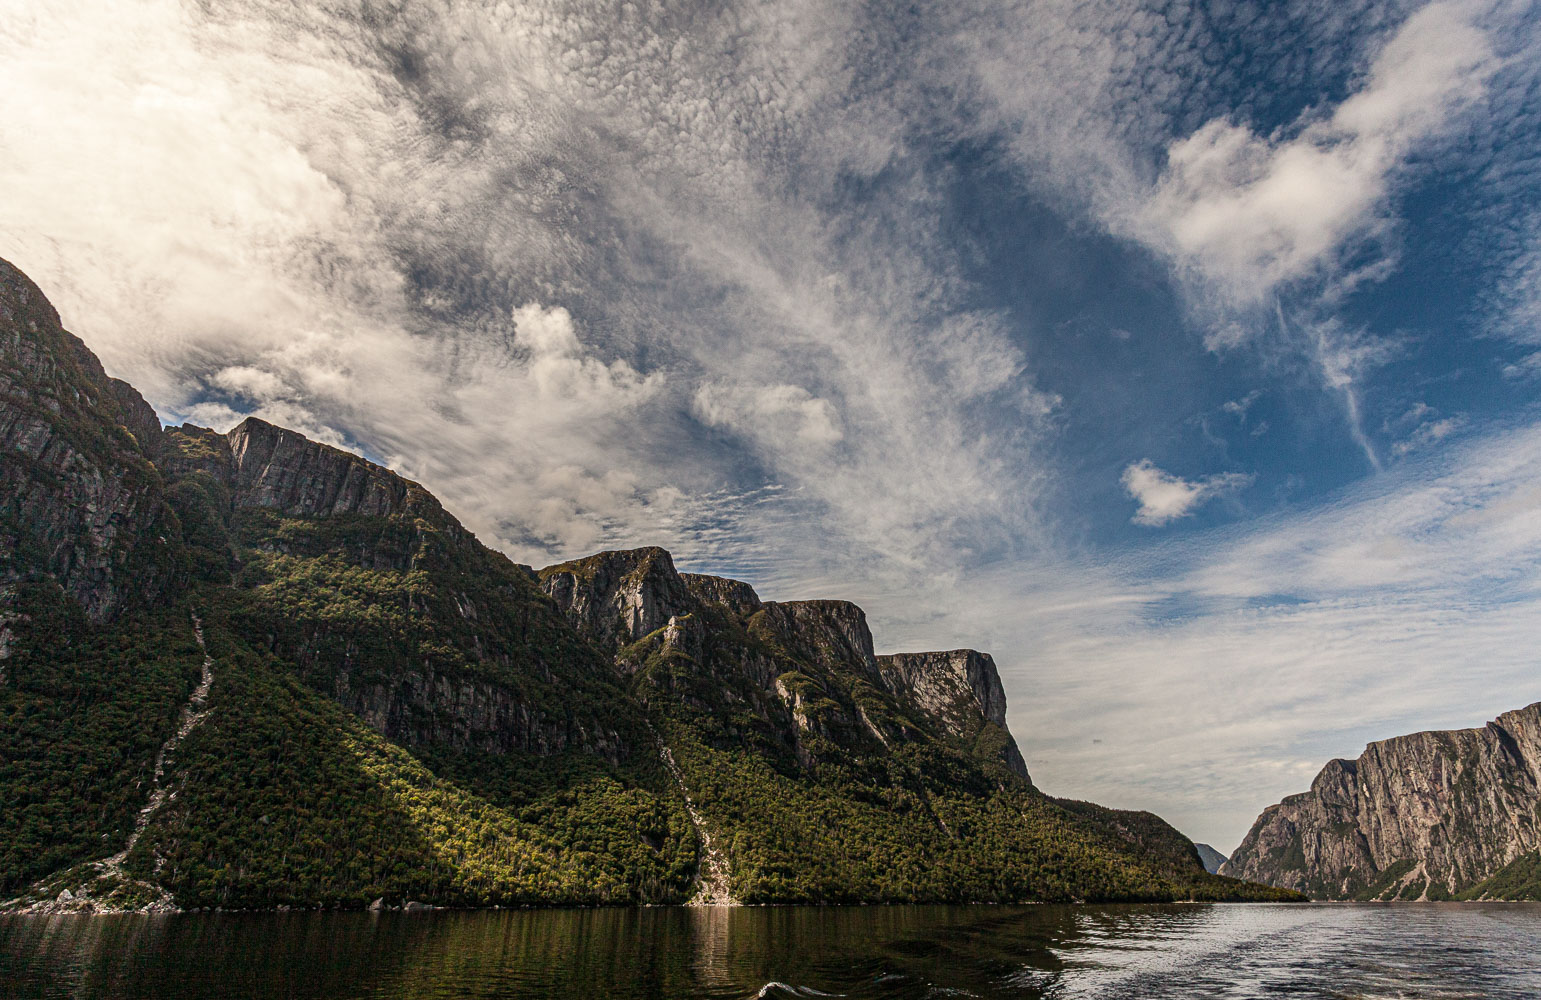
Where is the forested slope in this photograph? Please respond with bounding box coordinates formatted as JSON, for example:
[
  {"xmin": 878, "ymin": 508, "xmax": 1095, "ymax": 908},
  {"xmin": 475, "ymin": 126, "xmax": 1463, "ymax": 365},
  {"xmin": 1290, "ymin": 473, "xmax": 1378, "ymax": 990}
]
[{"xmin": 0, "ymin": 257, "xmax": 1297, "ymax": 911}]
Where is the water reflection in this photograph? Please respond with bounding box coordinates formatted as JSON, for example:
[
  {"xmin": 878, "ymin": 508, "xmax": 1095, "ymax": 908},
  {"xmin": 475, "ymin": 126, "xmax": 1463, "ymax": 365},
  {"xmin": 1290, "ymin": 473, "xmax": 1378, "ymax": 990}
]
[{"xmin": 3, "ymin": 903, "xmax": 1539, "ymax": 999}]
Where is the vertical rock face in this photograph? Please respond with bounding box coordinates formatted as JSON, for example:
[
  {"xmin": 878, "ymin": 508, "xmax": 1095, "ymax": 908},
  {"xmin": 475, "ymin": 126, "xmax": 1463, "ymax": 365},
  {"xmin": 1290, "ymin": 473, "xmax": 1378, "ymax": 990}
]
[
  {"xmin": 104, "ymin": 380, "xmax": 163, "ymax": 461},
  {"xmin": 220, "ymin": 420, "xmax": 629, "ymax": 760},
  {"xmin": 158, "ymin": 425, "xmax": 234, "ymax": 482},
  {"xmin": 877, "ymin": 649, "xmax": 1010, "ymax": 729},
  {"xmin": 752, "ymin": 600, "xmax": 880, "ymax": 682},
  {"xmin": 162, "ymin": 414, "xmax": 630, "ymax": 763},
  {"xmin": 0, "ymin": 258, "xmax": 182, "ymax": 622},
  {"xmin": 680, "ymin": 573, "xmax": 762, "ymax": 618},
  {"xmin": 537, "ymin": 547, "xmax": 696, "ymax": 654},
  {"xmin": 331, "ymin": 666, "xmax": 623, "ymax": 759},
  {"xmin": 226, "ymin": 418, "xmax": 418, "ymax": 519},
  {"xmin": 1223, "ymin": 703, "xmax": 1541, "ymax": 899},
  {"xmin": 548, "ymin": 549, "xmax": 1035, "ymax": 781},
  {"xmin": 876, "ymin": 649, "xmax": 1029, "ymax": 779}
]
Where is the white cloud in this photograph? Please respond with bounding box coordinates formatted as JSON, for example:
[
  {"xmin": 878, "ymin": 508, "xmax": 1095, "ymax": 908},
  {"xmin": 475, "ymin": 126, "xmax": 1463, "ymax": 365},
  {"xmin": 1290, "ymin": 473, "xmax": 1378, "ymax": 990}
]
[
  {"xmin": 1221, "ymin": 390, "xmax": 1262, "ymax": 419},
  {"xmin": 1488, "ymin": 213, "xmax": 1541, "ymax": 345},
  {"xmin": 2, "ymin": 0, "xmax": 1516, "ymax": 580},
  {"xmin": 0, "ymin": 0, "xmax": 680, "ymax": 556},
  {"xmin": 1391, "ymin": 415, "xmax": 1466, "ymax": 458},
  {"xmin": 931, "ymin": 310, "xmax": 1030, "ymax": 400},
  {"xmin": 944, "ymin": 0, "xmax": 1512, "ymax": 475},
  {"xmin": 209, "ymin": 365, "xmax": 288, "ymax": 402},
  {"xmin": 1137, "ymin": 1, "xmax": 1497, "ymax": 312},
  {"xmin": 509, "ymin": 303, "xmax": 653, "ymax": 406},
  {"xmin": 1122, "ymin": 460, "xmax": 1253, "ymax": 526},
  {"xmin": 1302, "ymin": 315, "xmax": 1402, "ymax": 469},
  {"xmin": 1503, "ymin": 351, "xmax": 1541, "ymax": 379},
  {"xmin": 693, "ymin": 383, "xmax": 844, "ymax": 450}
]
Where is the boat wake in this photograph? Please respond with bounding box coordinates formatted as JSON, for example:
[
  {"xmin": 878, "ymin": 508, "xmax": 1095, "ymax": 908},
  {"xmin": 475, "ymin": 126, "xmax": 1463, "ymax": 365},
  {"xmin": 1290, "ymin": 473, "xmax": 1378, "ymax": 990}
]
[{"xmin": 753, "ymin": 982, "xmax": 845, "ymax": 998}]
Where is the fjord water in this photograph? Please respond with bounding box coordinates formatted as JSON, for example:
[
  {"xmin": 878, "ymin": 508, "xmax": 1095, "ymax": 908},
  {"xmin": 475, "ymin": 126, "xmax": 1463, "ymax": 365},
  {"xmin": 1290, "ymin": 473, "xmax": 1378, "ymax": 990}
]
[{"xmin": 3, "ymin": 903, "xmax": 1538, "ymax": 999}]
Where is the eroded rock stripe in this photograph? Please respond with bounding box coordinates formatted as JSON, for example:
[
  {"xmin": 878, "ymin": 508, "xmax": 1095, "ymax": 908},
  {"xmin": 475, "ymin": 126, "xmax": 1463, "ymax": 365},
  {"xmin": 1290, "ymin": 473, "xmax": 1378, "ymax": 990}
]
[{"xmin": 654, "ymin": 731, "xmax": 736, "ymax": 906}]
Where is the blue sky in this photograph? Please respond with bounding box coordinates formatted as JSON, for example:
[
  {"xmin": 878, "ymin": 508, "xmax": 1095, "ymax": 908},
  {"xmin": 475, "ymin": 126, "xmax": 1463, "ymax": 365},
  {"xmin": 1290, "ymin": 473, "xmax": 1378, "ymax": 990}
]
[{"xmin": 3, "ymin": 0, "xmax": 1541, "ymax": 850}]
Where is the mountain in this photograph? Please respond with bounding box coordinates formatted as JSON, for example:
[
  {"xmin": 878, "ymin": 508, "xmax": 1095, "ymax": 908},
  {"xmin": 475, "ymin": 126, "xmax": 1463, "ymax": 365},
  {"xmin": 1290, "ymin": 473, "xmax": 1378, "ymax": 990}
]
[
  {"xmin": 1194, "ymin": 843, "xmax": 1227, "ymax": 874},
  {"xmin": 0, "ymin": 257, "xmax": 1297, "ymax": 912},
  {"xmin": 1223, "ymin": 703, "xmax": 1541, "ymax": 900}
]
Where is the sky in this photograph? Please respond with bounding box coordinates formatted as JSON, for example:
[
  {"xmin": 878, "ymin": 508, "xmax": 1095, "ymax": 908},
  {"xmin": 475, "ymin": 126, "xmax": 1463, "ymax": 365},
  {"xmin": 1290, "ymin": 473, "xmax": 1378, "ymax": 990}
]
[{"xmin": 3, "ymin": 0, "xmax": 1541, "ymax": 851}]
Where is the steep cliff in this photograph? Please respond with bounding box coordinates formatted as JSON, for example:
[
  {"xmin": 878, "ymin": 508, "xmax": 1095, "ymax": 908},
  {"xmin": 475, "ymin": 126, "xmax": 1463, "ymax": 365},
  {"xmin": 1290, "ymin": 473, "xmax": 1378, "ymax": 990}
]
[
  {"xmin": 1223, "ymin": 703, "xmax": 1541, "ymax": 900},
  {"xmin": 0, "ymin": 256, "xmax": 1296, "ymax": 911},
  {"xmin": 537, "ymin": 546, "xmax": 1276, "ymax": 904},
  {"xmin": 680, "ymin": 572, "xmax": 762, "ymax": 617},
  {"xmin": 164, "ymin": 415, "xmax": 639, "ymax": 761},
  {"xmin": 877, "ymin": 649, "xmax": 1029, "ymax": 778},
  {"xmin": 0, "ymin": 259, "xmax": 690, "ymax": 909},
  {"xmin": 541, "ymin": 553, "xmax": 1023, "ymax": 777},
  {"xmin": 539, "ymin": 547, "xmax": 695, "ymax": 656},
  {"xmin": 227, "ymin": 418, "xmax": 423, "ymax": 520},
  {"xmin": 0, "ymin": 259, "xmax": 183, "ymax": 622}
]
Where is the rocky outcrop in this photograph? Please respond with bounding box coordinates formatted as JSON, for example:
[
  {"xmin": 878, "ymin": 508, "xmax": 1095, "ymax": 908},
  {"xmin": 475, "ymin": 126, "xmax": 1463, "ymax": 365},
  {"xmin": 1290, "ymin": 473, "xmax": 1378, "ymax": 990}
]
[
  {"xmin": 227, "ymin": 418, "xmax": 424, "ymax": 520},
  {"xmin": 0, "ymin": 257, "xmax": 183, "ymax": 622},
  {"xmin": 877, "ymin": 649, "xmax": 1009, "ymax": 729},
  {"xmin": 681, "ymin": 572, "xmax": 762, "ymax": 617},
  {"xmin": 1223, "ymin": 703, "xmax": 1541, "ymax": 899},
  {"xmin": 210, "ymin": 419, "xmax": 630, "ymax": 762},
  {"xmin": 134, "ymin": 411, "xmax": 633, "ymax": 766},
  {"xmin": 751, "ymin": 600, "xmax": 880, "ymax": 682},
  {"xmin": 105, "ymin": 379, "xmax": 163, "ymax": 460},
  {"xmin": 875, "ymin": 649, "xmax": 1028, "ymax": 779},
  {"xmin": 163, "ymin": 418, "xmax": 450, "ymax": 527},
  {"xmin": 159, "ymin": 424, "xmax": 235, "ymax": 481},
  {"xmin": 551, "ymin": 550, "xmax": 1034, "ymax": 781},
  {"xmin": 333, "ymin": 662, "xmax": 622, "ymax": 759},
  {"xmin": 540, "ymin": 545, "xmax": 1037, "ymax": 773},
  {"xmin": 538, "ymin": 547, "xmax": 696, "ymax": 655}
]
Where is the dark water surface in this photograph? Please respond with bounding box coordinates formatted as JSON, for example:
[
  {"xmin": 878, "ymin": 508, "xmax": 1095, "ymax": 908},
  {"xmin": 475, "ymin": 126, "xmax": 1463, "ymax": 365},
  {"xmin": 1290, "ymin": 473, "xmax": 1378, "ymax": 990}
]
[{"xmin": 3, "ymin": 903, "xmax": 1538, "ymax": 999}]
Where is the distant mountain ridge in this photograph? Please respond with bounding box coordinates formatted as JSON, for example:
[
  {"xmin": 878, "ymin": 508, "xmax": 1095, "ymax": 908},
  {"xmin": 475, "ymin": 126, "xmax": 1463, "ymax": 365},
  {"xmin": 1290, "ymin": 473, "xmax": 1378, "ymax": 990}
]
[
  {"xmin": 1194, "ymin": 843, "xmax": 1227, "ymax": 875},
  {"xmin": 0, "ymin": 257, "xmax": 1296, "ymax": 912},
  {"xmin": 1223, "ymin": 704, "xmax": 1541, "ymax": 900}
]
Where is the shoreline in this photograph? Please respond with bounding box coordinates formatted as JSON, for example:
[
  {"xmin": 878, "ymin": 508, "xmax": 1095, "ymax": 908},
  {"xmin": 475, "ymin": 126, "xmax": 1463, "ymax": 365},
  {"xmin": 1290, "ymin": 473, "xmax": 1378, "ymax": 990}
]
[{"xmin": 11, "ymin": 897, "xmax": 1536, "ymax": 918}]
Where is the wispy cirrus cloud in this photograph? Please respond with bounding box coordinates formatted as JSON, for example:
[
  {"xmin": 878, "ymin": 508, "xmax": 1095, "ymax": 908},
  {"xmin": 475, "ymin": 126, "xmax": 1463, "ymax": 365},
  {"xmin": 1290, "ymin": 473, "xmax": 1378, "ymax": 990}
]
[
  {"xmin": 2, "ymin": 0, "xmax": 1525, "ymax": 570},
  {"xmin": 1387, "ymin": 404, "xmax": 1467, "ymax": 459},
  {"xmin": 1487, "ymin": 213, "xmax": 1541, "ymax": 347},
  {"xmin": 1125, "ymin": 1, "xmax": 1495, "ymax": 467},
  {"xmin": 0, "ymin": 0, "xmax": 1056, "ymax": 573}
]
